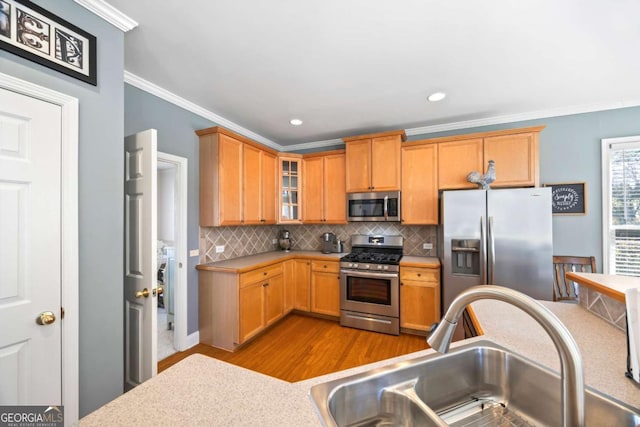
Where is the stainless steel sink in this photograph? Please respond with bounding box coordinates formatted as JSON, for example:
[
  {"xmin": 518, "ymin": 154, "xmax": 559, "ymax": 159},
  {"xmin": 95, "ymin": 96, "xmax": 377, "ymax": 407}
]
[{"xmin": 309, "ymin": 340, "xmax": 640, "ymax": 426}]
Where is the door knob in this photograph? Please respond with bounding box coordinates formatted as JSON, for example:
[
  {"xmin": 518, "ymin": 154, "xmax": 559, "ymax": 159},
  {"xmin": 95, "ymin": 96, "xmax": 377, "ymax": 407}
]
[
  {"xmin": 156, "ymin": 286, "xmax": 163, "ymax": 296},
  {"xmin": 135, "ymin": 288, "xmax": 150, "ymax": 298},
  {"xmin": 36, "ymin": 311, "xmax": 56, "ymax": 325}
]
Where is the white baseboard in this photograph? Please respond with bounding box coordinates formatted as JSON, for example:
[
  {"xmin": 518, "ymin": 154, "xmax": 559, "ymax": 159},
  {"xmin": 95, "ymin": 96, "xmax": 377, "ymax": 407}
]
[{"xmin": 185, "ymin": 331, "xmax": 200, "ymax": 350}]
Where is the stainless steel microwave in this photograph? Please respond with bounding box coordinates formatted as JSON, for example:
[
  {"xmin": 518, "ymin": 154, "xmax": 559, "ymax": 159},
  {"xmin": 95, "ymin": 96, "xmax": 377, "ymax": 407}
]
[{"xmin": 347, "ymin": 191, "xmax": 401, "ymax": 222}]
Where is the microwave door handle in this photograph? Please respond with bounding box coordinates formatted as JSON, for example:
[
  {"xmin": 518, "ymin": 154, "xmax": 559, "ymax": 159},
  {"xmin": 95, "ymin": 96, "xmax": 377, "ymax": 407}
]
[{"xmin": 384, "ymin": 196, "xmax": 388, "ymax": 220}]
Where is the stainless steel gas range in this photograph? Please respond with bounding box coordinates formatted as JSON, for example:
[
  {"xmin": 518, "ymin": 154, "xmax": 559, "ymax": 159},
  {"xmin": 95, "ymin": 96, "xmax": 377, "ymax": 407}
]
[{"xmin": 339, "ymin": 235, "xmax": 403, "ymax": 335}]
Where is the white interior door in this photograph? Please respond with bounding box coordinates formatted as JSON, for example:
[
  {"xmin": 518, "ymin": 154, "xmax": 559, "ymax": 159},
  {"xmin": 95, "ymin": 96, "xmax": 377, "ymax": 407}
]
[
  {"xmin": 0, "ymin": 87, "xmax": 62, "ymax": 404},
  {"xmin": 124, "ymin": 129, "xmax": 158, "ymax": 389}
]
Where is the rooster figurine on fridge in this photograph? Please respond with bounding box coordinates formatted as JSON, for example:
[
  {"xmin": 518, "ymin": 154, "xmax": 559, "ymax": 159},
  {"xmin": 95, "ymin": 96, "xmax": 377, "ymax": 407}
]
[{"xmin": 467, "ymin": 160, "xmax": 496, "ymax": 189}]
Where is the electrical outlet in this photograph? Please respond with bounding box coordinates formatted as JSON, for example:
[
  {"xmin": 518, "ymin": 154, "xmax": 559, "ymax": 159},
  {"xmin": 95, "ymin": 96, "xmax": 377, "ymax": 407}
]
[
  {"xmin": 215, "ymin": 245, "xmax": 224, "ymax": 253},
  {"xmin": 423, "ymin": 243, "xmax": 433, "ymax": 250},
  {"xmin": 272, "ymin": 239, "xmax": 278, "ymax": 244},
  {"xmin": 189, "ymin": 249, "xmax": 199, "ymax": 257}
]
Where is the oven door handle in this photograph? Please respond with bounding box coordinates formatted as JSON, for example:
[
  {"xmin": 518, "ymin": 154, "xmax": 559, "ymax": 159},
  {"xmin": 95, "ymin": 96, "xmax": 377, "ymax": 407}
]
[{"xmin": 340, "ymin": 269, "xmax": 398, "ymax": 279}]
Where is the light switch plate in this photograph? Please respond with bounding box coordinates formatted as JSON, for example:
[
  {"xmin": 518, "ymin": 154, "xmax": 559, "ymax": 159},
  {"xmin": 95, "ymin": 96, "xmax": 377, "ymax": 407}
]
[
  {"xmin": 423, "ymin": 243, "xmax": 433, "ymax": 250},
  {"xmin": 189, "ymin": 249, "xmax": 199, "ymax": 257},
  {"xmin": 215, "ymin": 245, "xmax": 225, "ymax": 253}
]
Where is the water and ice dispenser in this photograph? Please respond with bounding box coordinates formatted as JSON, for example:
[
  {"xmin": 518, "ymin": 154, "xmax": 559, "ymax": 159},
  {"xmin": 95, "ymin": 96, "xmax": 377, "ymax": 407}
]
[{"xmin": 450, "ymin": 239, "xmax": 481, "ymax": 276}]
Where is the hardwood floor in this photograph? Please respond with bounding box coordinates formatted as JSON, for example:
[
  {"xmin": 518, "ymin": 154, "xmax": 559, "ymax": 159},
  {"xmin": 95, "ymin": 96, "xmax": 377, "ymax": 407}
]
[{"xmin": 158, "ymin": 314, "xmax": 429, "ymax": 382}]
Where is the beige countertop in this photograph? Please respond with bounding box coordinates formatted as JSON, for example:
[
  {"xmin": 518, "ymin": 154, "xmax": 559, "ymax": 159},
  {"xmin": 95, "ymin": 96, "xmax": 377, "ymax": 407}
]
[
  {"xmin": 196, "ymin": 250, "xmax": 344, "ymax": 272},
  {"xmin": 567, "ymin": 272, "xmax": 640, "ymax": 303},
  {"xmin": 80, "ymin": 299, "xmax": 640, "ymax": 426},
  {"xmin": 196, "ymin": 251, "xmax": 440, "ymax": 273}
]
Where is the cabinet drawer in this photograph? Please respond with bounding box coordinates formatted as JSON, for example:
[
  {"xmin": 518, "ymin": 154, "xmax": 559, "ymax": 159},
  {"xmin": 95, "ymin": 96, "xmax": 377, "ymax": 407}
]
[
  {"xmin": 311, "ymin": 261, "xmax": 340, "ymax": 273},
  {"xmin": 240, "ymin": 263, "xmax": 283, "ymax": 287},
  {"xmin": 400, "ymin": 267, "xmax": 439, "ymax": 283}
]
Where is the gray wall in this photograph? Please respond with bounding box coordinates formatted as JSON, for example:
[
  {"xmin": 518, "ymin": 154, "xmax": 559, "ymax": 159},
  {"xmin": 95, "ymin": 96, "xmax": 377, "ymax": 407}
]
[
  {"xmin": 0, "ymin": 0, "xmax": 125, "ymax": 417},
  {"xmin": 408, "ymin": 106, "xmax": 640, "ymax": 271},
  {"xmin": 124, "ymin": 84, "xmax": 218, "ymax": 334}
]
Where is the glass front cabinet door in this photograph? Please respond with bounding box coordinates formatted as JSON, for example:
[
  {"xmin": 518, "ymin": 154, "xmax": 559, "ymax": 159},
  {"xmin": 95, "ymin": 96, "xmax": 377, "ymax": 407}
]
[{"xmin": 279, "ymin": 155, "xmax": 302, "ymax": 223}]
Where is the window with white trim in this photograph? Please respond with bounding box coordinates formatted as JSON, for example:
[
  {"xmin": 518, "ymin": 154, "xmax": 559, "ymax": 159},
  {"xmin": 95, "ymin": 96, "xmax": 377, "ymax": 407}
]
[{"xmin": 602, "ymin": 136, "xmax": 640, "ymax": 276}]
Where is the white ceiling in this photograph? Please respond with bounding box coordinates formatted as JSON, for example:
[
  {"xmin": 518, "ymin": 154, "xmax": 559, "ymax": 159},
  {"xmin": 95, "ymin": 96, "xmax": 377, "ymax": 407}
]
[{"xmin": 103, "ymin": 0, "xmax": 640, "ymax": 148}]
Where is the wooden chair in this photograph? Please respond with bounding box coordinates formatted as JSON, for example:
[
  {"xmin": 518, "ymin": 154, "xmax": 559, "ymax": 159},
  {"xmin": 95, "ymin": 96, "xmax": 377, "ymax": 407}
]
[{"xmin": 552, "ymin": 256, "xmax": 597, "ymax": 302}]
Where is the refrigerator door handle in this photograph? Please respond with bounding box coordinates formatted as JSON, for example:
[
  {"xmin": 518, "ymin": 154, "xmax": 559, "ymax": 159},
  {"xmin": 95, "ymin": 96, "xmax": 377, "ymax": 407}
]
[
  {"xmin": 480, "ymin": 216, "xmax": 487, "ymax": 284},
  {"xmin": 488, "ymin": 216, "xmax": 495, "ymax": 284}
]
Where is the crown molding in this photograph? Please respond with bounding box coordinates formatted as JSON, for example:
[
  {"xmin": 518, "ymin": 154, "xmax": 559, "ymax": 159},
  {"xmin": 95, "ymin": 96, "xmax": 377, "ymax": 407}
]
[
  {"xmin": 73, "ymin": 0, "xmax": 138, "ymax": 32},
  {"xmin": 405, "ymin": 100, "xmax": 640, "ymax": 137},
  {"xmin": 124, "ymin": 71, "xmax": 281, "ymax": 150}
]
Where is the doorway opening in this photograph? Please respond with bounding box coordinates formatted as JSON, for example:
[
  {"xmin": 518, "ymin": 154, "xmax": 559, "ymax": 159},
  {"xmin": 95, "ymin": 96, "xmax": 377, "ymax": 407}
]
[{"xmin": 157, "ymin": 152, "xmax": 188, "ymax": 361}]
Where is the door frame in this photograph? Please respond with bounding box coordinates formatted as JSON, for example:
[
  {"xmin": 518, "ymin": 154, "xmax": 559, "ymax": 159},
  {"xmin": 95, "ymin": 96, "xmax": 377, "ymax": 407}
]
[
  {"xmin": 157, "ymin": 152, "xmax": 188, "ymax": 351},
  {"xmin": 0, "ymin": 73, "xmax": 79, "ymax": 423}
]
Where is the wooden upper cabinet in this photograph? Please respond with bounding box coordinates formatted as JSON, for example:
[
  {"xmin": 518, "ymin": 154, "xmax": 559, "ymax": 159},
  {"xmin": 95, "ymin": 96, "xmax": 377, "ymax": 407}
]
[
  {"xmin": 199, "ymin": 131, "xmax": 243, "ymax": 226},
  {"xmin": 323, "ymin": 152, "xmax": 346, "ymax": 223},
  {"xmin": 371, "ymin": 135, "xmax": 402, "ymax": 191},
  {"xmin": 437, "ymin": 138, "xmax": 483, "ymax": 190},
  {"xmin": 435, "ymin": 126, "xmax": 544, "ymax": 190},
  {"xmin": 344, "ymin": 130, "xmax": 406, "ymax": 192},
  {"xmin": 197, "ymin": 126, "xmax": 278, "ymax": 226},
  {"xmin": 302, "ymin": 151, "xmax": 347, "ymax": 224},
  {"xmin": 344, "ymin": 138, "xmax": 371, "ymax": 192},
  {"xmin": 484, "ymin": 132, "xmax": 539, "ymax": 187},
  {"xmin": 242, "ymin": 143, "xmax": 277, "ymax": 225},
  {"xmin": 242, "ymin": 144, "xmax": 262, "ymax": 224},
  {"xmin": 260, "ymin": 150, "xmax": 277, "ymax": 224},
  {"xmin": 302, "ymin": 156, "xmax": 324, "ymax": 223},
  {"xmin": 401, "ymin": 143, "xmax": 438, "ymax": 224}
]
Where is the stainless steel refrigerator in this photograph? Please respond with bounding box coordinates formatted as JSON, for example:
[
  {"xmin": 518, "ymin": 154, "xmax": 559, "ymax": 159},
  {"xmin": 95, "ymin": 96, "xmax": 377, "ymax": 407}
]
[{"xmin": 440, "ymin": 188, "xmax": 553, "ymax": 312}]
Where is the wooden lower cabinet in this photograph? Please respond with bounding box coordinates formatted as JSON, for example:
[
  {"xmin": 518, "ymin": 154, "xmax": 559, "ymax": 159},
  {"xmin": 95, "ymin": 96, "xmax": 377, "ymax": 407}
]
[
  {"xmin": 264, "ymin": 274, "xmax": 284, "ymax": 326},
  {"xmin": 294, "ymin": 260, "xmax": 311, "ymax": 311},
  {"xmin": 399, "ymin": 266, "xmax": 441, "ymax": 332},
  {"xmin": 238, "ymin": 268, "xmax": 284, "ymax": 344},
  {"xmin": 290, "ymin": 259, "xmax": 311, "ymax": 311},
  {"xmin": 310, "ymin": 261, "xmax": 340, "ymax": 317},
  {"xmin": 199, "ymin": 262, "xmax": 284, "ymax": 351},
  {"xmin": 238, "ymin": 281, "xmax": 265, "ymax": 343}
]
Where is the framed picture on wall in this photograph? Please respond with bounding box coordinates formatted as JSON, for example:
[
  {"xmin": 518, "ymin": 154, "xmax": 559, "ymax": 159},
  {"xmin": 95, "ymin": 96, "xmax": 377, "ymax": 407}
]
[
  {"xmin": 0, "ymin": 0, "xmax": 97, "ymax": 85},
  {"xmin": 544, "ymin": 182, "xmax": 587, "ymax": 215}
]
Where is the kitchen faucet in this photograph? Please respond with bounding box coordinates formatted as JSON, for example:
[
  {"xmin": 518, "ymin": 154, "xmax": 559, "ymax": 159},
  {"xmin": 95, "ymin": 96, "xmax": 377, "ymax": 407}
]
[{"xmin": 427, "ymin": 285, "xmax": 585, "ymax": 427}]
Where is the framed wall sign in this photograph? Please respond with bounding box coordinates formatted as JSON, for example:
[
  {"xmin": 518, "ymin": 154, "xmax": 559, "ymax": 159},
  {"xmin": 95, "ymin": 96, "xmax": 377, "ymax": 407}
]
[
  {"xmin": 0, "ymin": 0, "xmax": 97, "ymax": 85},
  {"xmin": 544, "ymin": 182, "xmax": 587, "ymax": 215}
]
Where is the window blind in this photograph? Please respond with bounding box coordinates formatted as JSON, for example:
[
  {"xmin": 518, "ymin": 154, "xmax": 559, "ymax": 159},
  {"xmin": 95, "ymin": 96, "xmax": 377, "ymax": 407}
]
[{"xmin": 609, "ymin": 142, "xmax": 640, "ymax": 276}]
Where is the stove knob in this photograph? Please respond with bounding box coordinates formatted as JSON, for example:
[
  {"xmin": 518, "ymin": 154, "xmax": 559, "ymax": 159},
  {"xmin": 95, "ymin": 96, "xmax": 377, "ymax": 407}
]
[
  {"xmin": 377, "ymin": 265, "xmax": 383, "ymax": 269},
  {"xmin": 364, "ymin": 264, "xmax": 370, "ymax": 270},
  {"xmin": 353, "ymin": 263, "xmax": 358, "ymax": 268},
  {"xmin": 348, "ymin": 263, "xmax": 354, "ymax": 268},
  {"xmin": 383, "ymin": 265, "xmax": 389, "ymax": 270}
]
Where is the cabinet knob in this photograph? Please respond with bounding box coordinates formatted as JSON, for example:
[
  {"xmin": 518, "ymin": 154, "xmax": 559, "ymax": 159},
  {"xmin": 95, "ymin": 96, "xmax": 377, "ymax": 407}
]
[
  {"xmin": 400, "ymin": 282, "xmax": 404, "ymax": 286},
  {"xmin": 263, "ymin": 272, "xmax": 267, "ymax": 275},
  {"xmin": 417, "ymin": 273, "xmax": 421, "ymax": 277},
  {"xmin": 323, "ymin": 265, "xmax": 327, "ymax": 268},
  {"xmin": 263, "ymin": 282, "xmax": 269, "ymax": 287}
]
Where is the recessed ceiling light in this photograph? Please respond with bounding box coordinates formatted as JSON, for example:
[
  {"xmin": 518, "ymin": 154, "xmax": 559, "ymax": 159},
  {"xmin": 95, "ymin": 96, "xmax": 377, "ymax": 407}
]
[
  {"xmin": 290, "ymin": 119, "xmax": 303, "ymax": 126},
  {"xmin": 428, "ymin": 92, "xmax": 446, "ymax": 102}
]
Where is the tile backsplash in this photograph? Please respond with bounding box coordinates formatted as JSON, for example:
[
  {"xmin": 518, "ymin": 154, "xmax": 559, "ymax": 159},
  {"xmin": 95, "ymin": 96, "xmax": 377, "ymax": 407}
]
[{"xmin": 200, "ymin": 223, "xmax": 438, "ymax": 263}]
